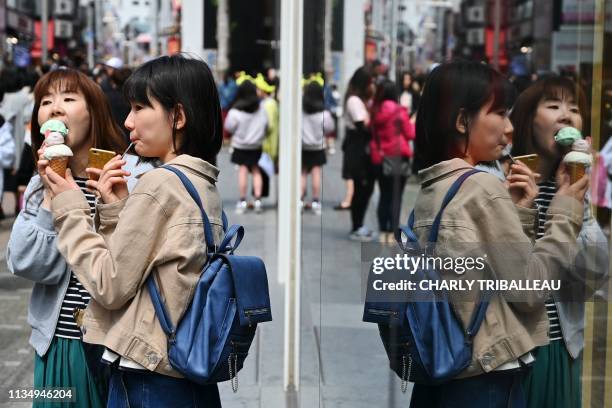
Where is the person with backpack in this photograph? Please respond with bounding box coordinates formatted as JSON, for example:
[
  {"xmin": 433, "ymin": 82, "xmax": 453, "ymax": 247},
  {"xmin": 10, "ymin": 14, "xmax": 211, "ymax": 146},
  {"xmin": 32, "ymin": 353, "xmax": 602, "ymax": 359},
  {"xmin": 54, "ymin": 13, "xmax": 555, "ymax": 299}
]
[
  {"xmin": 510, "ymin": 76, "xmax": 609, "ymax": 408},
  {"xmin": 7, "ymin": 68, "xmax": 128, "ymax": 408},
  {"xmin": 225, "ymin": 77, "xmax": 268, "ymax": 214},
  {"xmin": 301, "ymin": 81, "xmax": 334, "ymax": 214},
  {"xmin": 369, "ymin": 80, "xmax": 415, "ymax": 242},
  {"xmin": 406, "ymin": 61, "xmax": 588, "ymax": 407},
  {"xmin": 42, "ymin": 55, "xmax": 225, "ymax": 407}
]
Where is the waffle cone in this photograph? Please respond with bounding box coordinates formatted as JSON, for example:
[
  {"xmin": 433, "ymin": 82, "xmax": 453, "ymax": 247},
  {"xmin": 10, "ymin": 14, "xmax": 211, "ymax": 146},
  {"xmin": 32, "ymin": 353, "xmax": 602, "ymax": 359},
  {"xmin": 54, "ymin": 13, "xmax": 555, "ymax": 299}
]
[
  {"xmin": 567, "ymin": 162, "xmax": 586, "ymax": 184},
  {"xmin": 49, "ymin": 157, "xmax": 69, "ymax": 178}
]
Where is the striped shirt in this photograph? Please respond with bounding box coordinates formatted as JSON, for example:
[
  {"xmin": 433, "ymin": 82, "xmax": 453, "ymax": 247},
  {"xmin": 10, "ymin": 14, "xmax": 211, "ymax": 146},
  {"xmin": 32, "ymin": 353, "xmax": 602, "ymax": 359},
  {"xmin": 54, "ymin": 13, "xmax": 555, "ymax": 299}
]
[
  {"xmin": 54, "ymin": 177, "xmax": 96, "ymax": 339},
  {"xmin": 535, "ymin": 180, "xmax": 563, "ymax": 342}
]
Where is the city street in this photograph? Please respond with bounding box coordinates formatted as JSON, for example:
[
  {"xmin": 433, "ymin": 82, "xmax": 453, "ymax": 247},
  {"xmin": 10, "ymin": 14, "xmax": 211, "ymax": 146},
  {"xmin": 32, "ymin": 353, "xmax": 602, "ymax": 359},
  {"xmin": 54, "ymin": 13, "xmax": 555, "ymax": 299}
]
[{"xmin": 0, "ymin": 147, "xmax": 419, "ymax": 407}]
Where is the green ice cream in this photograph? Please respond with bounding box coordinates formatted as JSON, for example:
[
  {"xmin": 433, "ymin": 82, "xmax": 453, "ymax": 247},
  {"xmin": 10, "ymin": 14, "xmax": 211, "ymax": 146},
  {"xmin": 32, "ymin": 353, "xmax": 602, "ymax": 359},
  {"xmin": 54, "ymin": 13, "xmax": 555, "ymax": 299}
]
[{"xmin": 554, "ymin": 127, "xmax": 582, "ymax": 146}]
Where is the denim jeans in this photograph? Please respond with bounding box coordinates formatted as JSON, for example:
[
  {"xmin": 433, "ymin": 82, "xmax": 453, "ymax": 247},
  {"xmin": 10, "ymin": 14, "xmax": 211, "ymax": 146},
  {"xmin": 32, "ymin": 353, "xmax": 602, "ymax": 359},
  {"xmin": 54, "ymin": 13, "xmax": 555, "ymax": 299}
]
[
  {"xmin": 409, "ymin": 370, "xmax": 527, "ymax": 408},
  {"xmin": 107, "ymin": 368, "xmax": 221, "ymax": 408}
]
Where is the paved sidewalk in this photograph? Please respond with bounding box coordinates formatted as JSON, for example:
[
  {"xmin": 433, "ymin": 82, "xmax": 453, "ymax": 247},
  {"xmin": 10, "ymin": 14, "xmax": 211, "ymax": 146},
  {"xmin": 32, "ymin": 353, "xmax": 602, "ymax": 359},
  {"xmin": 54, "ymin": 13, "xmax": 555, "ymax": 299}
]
[
  {"xmin": 0, "ymin": 147, "xmax": 419, "ymax": 407},
  {"xmin": 215, "ymin": 146, "xmax": 419, "ymax": 407}
]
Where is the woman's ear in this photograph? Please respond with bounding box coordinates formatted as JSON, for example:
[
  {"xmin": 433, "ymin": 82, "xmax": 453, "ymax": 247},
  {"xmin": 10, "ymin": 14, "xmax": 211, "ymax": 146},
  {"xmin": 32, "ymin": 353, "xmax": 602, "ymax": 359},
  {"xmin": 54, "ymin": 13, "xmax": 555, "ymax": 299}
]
[
  {"xmin": 455, "ymin": 109, "xmax": 468, "ymax": 134},
  {"xmin": 174, "ymin": 104, "xmax": 187, "ymax": 131}
]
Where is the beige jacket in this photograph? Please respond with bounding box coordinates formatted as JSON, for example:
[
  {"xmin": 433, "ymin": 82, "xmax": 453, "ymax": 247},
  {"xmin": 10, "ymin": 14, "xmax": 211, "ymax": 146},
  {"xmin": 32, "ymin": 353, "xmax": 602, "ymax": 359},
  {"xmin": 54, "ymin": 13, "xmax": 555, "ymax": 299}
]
[
  {"xmin": 413, "ymin": 159, "xmax": 584, "ymax": 378},
  {"xmin": 52, "ymin": 155, "xmax": 224, "ymax": 378}
]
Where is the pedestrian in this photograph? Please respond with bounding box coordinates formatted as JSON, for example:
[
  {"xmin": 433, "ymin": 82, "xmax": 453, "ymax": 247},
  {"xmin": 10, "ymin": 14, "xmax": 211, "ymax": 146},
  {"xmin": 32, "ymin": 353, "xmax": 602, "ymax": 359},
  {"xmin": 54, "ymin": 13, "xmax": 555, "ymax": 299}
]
[
  {"xmin": 301, "ymin": 81, "xmax": 334, "ymax": 215},
  {"xmin": 324, "ymin": 82, "xmax": 340, "ymax": 155},
  {"xmin": 225, "ymin": 78, "xmax": 268, "ymax": 214},
  {"xmin": 42, "ymin": 55, "xmax": 224, "ymax": 407},
  {"xmin": 399, "ymin": 71, "xmax": 415, "ymax": 115},
  {"xmin": 369, "ymin": 79, "xmax": 415, "ymax": 242},
  {"xmin": 7, "ymin": 68, "xmax": 128, "ymax": 408},
  {"xmin": 510, "ymin": 75, "xmax": 609, "ymax": 408},
  {"xmin": 103, "ymin": 67, "xmax": 132, "ymax": 143},
  {"xmin": 408, "ymin": 61, "xmax": 588, "ymax": 408},
  {"xmin": 255, "ymin": 73, "xmax": 279, "ymax": 200},
  {"xmin": 0, "ymin": 67, "xmax": 32, "ymax": 218},
  {"xmin": 341, "ymin": 67, "xmax": 376, "ymax": 240},
  {"xmin": 218, "ymin": 70, "xmax": 238, "ymax": 144}
]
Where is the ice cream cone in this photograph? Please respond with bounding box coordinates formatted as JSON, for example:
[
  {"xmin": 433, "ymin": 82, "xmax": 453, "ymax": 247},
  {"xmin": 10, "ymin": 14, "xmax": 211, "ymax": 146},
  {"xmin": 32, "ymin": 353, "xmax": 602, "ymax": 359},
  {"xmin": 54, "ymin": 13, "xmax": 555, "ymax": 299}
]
[
  {"xmin": 49, "ymin": 157, "xmax": 69, "ymax": 178},
  {"xmin": 567, "ymin": 162, "xmax": 586, "ymax": 184}
]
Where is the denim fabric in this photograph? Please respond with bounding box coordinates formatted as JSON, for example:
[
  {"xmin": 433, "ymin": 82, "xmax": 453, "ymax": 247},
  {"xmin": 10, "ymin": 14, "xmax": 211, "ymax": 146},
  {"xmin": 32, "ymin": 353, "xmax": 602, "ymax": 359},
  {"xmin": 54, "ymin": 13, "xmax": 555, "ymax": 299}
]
[
  {"xmin": 107, "ymin": 368, "xmax": 221, "ymax": 408},
  {"xmin": 409, "ymin": 370, "xmax": 527, "ymax": 408}
]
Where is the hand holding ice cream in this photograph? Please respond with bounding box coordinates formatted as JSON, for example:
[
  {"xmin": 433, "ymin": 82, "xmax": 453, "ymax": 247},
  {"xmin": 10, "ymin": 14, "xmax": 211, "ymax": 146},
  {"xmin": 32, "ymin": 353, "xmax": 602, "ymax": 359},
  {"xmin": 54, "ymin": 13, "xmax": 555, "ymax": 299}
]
[
  {"xmin": 40, "ymin": 119, "xmax": 73, "ymax": 177},
  {"xmin": 563, "ymin": 139, "xmax": 592, "ymax": 184}
]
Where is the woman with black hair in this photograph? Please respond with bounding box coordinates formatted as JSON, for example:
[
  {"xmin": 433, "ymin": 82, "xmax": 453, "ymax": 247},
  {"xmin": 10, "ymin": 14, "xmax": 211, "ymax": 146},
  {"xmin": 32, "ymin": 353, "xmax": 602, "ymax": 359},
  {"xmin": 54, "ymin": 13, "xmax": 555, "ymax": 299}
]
[
  {"xmin": 369, "ymin": 80, "xmax": 415, "ymax": 242},
  {"xmin": 225, "ymin": 80, "xmax": 268, "ymax": 213},
  {"xmin": 407, "ymin": 61, "xmax": 588, "ymax": 407},
  {"xmin": 42, "ymin": 55, "xmax": 224, "ymax": 407},
  {"xmin": 301, "ymin": 82, "xmax": 334, "ymax": 214},
  {"xmin": 342, "ymin": 66, "xmax": 376, "ymax": 241}
]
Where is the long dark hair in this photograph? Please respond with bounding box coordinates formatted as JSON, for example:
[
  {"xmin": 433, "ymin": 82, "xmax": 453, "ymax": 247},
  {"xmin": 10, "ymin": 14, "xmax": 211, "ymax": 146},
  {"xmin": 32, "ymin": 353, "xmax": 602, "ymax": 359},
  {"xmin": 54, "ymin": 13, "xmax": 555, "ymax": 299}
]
[
  {"xmin": 302, "ymin": 82, "xmax": 325, "ymax": 114},
  {"xmin": 510, "ymin": 75, "xmax": 588, "ymax": 157},
  {"xmin": 344, "ymin": 66, "xmax": 372, "ymax": 107},
  {"xmin": 123, "ymin": 54, "xmax": 222, "ymax": 163},
  {"xmin": 414, "ymin": 61, "xmax": 515, "ymax": 170},
  {"xmin": 371, "ymin": 79, "xmax": 399, "ymax": 118},
  {"xmin": 232, "ymin": 81, "xmax": 260, "ymax": 113}
]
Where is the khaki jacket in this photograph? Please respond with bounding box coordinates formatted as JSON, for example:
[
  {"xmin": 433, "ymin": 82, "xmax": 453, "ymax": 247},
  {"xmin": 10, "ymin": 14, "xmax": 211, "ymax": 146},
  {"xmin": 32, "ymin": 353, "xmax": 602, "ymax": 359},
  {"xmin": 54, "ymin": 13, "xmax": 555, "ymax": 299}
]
[
  {"xmin": 52, "ymin": 155, "xmax": 224, "ymax": 378},
  {"xmin": 413, "ymin": 159, "xmax": 584, "ymax": 378}
]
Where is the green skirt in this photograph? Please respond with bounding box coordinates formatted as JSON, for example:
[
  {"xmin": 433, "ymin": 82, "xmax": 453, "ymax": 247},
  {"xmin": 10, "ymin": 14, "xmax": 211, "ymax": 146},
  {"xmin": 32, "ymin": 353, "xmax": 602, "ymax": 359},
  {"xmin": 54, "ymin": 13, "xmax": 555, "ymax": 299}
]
[
  {"xmin": 34, "ymin": 337, "xmax": 108, "ymax": 408},
  {"xmin": 522, "ymin": 340, "xmax": 582, "ymax": 408}
]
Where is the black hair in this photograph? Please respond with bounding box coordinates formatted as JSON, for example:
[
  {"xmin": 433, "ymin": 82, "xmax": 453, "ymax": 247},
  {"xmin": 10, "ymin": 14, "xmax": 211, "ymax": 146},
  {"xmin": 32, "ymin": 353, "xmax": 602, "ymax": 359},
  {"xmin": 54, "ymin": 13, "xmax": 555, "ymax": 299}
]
[
  {"xmin": 0, "ymin": 67, "xmax": 23, "ymax": 93},
  {"xmin": 232, "ymin": 81, "xmax": 260, "ymax": 113},
  {"xmin": 414, "ymin": 60, "xmax": 515, "ymax": 170},
  {"xmin": 344, "ymin": 66, "xmax": 373, "ymax": 106},
  {"xmin": 302, "ymin": 82, "xmax": 325, "ymax": 114},
  {"xmin": 374, "ymin": 80, "xmax": 399, "ymax": 104},
  {"xmin": 123, "ymin": 54, "xmax": 222, "ymax": 163}
]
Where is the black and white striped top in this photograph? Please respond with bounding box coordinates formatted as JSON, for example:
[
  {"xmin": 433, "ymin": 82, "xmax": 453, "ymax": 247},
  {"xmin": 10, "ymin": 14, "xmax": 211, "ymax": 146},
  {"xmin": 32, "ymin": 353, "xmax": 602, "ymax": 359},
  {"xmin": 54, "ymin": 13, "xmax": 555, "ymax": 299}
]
[
  {"xmin": 54, "ymin": 177, "xmax": 96, "ymax": 339},
  {"xmin": 535, "ymin": 180, "xmax": 563, "ymax": 342}
]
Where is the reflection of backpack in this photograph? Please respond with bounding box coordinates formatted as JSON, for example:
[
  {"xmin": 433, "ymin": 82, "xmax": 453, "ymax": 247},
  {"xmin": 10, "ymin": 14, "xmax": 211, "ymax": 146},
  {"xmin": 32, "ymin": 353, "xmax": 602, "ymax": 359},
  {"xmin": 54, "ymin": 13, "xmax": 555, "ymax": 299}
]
[
  {"xmin": 363, "ymin": 169, "xmax": 489, "ymax": 390},
  {"xmin": 147, "ymin": 166, "xmax": 272, "ymax": 391}
]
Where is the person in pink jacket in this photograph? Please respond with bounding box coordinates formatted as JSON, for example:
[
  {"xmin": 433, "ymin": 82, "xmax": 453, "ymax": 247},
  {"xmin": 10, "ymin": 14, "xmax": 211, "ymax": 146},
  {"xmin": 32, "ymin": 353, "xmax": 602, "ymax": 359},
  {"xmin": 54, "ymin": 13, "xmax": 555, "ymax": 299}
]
[{"xmin": 369, "ymin": 80, "xmax": 415, "ymax": 242}]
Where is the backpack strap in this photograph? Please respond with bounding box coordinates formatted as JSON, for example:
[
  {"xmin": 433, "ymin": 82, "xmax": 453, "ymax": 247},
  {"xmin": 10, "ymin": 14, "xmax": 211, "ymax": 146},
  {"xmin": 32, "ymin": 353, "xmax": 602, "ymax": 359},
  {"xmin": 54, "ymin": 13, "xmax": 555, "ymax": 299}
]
[
  {"xmin": 161, "ymin": 165, "xmax": 220, "ymax": 253},
  {"xmin": 398, "ymin": 169, "xmax": 481, "ymax": 248},
  {"xmin": 402, "ymin": 168, "xmax": 490, "ymax": 338},
  {"xmin": 146, "ymin": 277, "xmax": 177, "ymax": 341},
  {"xmin": 146, "ymin": 165, "xmax": 225, "ymax": 341},
  {"xmin": 428, "ymin": 169, "xmax": 482, "ymax": 243}
]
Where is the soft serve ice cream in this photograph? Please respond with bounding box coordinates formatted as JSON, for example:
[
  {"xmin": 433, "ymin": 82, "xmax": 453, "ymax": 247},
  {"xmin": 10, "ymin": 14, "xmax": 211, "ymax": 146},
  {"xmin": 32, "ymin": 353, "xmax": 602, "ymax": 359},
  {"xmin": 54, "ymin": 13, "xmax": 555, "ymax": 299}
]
[
  {"xmin": 41, "ymin": 119, "xmax": 73, "ymax": 177},
  {"xmin": 562, "ymin": 139, "xmax": 592, "ymax": 183}
]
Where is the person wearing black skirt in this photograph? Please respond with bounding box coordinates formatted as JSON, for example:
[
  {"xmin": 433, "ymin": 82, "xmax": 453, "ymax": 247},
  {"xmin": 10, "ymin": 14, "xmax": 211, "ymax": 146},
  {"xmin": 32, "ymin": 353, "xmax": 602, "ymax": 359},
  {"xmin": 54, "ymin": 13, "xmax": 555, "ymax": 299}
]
[
  {"xmin": 224, "ymin": 80, "xmax": 268, "ymax": 213},
  {"xmin": 301, "ymin": 82, "xmax": 334, "ymax": 215}
]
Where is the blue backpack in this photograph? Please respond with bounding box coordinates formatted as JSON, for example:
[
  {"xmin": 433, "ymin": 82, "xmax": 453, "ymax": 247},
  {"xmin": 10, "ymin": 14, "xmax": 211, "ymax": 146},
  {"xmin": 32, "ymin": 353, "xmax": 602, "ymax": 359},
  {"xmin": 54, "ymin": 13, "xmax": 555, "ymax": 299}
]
[
  {"xmin": 363, "ymin": 169, "xmax": 490, "ymax": 390},
  {"xmin": 146, "ymin": 165, "xmax": 272, "ymax": 392}
]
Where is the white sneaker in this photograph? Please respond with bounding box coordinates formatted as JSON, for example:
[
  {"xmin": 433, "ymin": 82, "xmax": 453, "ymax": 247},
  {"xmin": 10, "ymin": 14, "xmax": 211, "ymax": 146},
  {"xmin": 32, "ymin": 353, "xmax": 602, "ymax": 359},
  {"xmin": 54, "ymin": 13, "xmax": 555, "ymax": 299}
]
[
  {"xmin": 311, "ymin": 201, "xmax": 322, "ymax": 215},
  {"xmin": 349, "ymin": 226, "xmax": 375, "ymax": 242},
  {"xmin": 254, "ymin": 199, "xmax": 263, "ymax": 213},
  {"xmin": 235, "ymin": 200, "xmax": 248, "ymax": 214}
]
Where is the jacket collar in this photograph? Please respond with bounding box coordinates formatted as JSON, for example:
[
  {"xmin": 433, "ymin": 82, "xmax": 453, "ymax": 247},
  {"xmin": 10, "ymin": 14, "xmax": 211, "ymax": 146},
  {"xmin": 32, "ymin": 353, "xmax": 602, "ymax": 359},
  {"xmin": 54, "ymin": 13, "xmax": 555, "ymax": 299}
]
[
  {"xmin": 418, "ymin": 158, "xmax": 474, "ymax": 187},
  {"xmin": 164, "ymin": 154, "xmax": 219, "ymax": 183}
]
